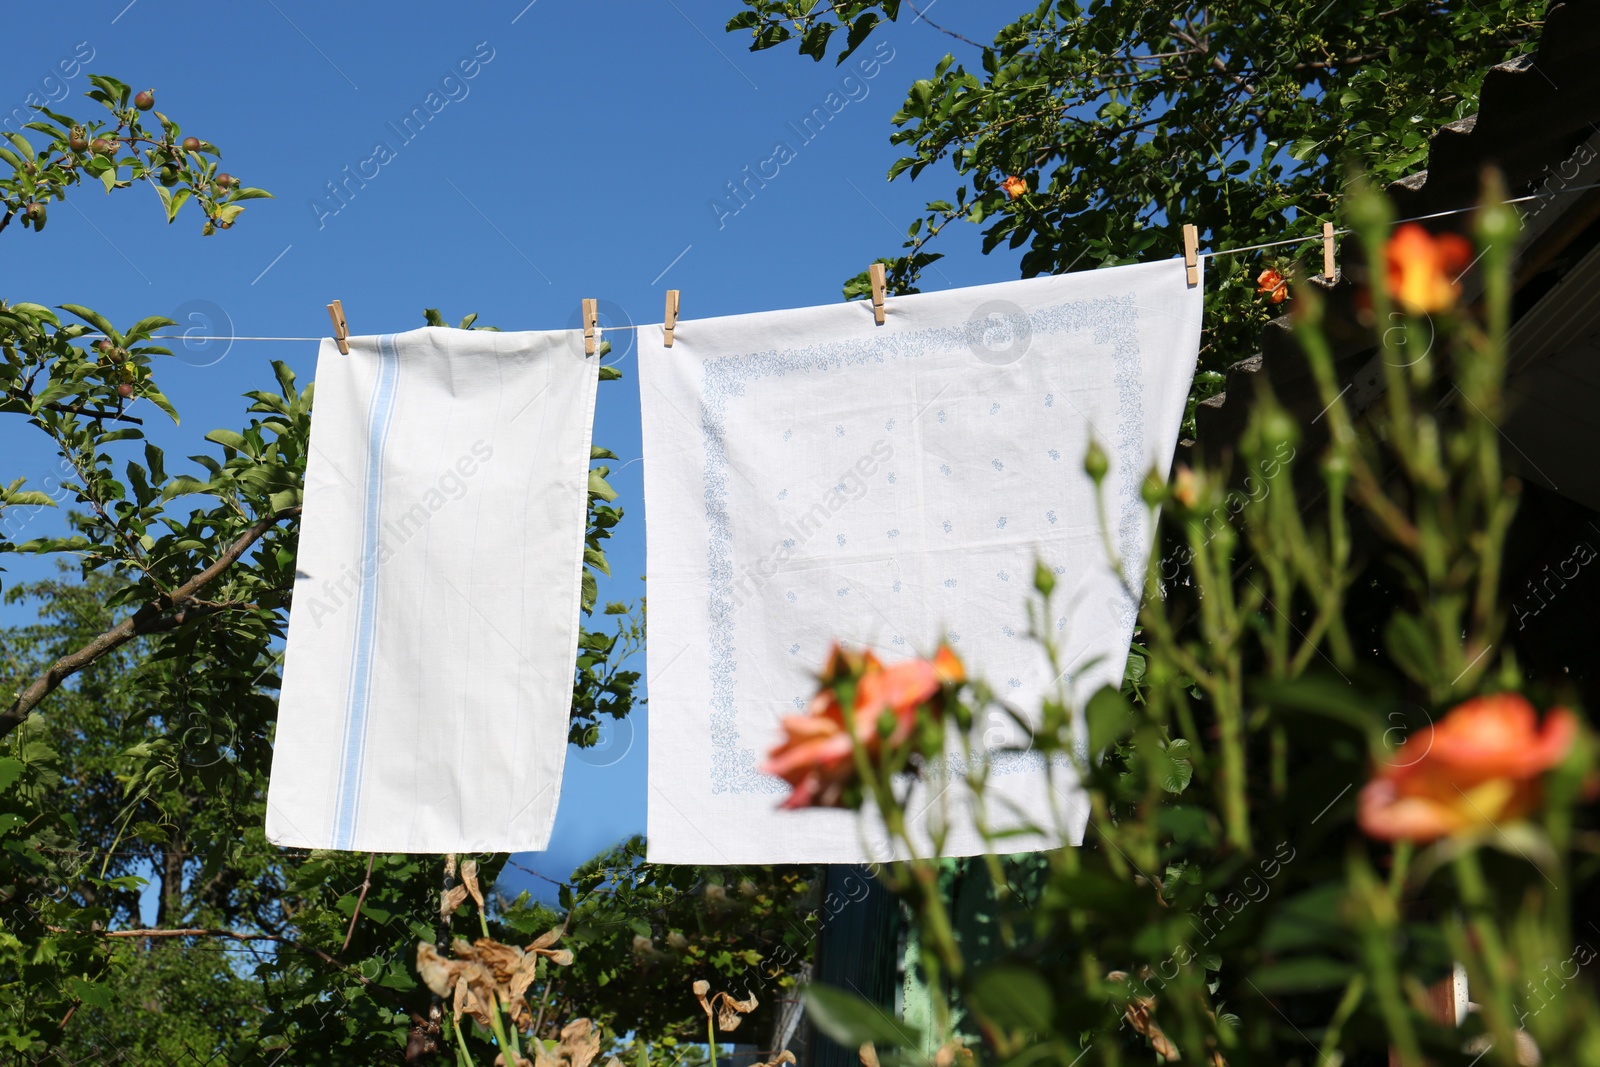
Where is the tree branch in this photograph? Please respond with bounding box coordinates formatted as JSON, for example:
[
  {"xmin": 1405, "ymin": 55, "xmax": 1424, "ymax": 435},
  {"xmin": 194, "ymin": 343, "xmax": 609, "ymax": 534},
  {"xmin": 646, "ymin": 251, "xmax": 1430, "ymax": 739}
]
[
  {"xmin": 4, "ymin": 389, "xmax": 146, "ymax": 425},
  {"xmin": 904, "ymin": 1, "xmax": 986, "ymax": 50},
  {"xmin": 341, "ymin": 852, "xmax": 378, "ymax": 955},
  {"xmin": 1169, "ymin": 22, "xmax": 1254, "ymax": 97},
  {"xmin": 0, "ymin": 505, "xmax": 301, "ymax": 740},
  {"xmin": 138, "ymin": 599, "xmax": 259, "ymax": 634},
  {"xmin": 99, "ymin": 926, "xmax": 282, "ymax": 940}
]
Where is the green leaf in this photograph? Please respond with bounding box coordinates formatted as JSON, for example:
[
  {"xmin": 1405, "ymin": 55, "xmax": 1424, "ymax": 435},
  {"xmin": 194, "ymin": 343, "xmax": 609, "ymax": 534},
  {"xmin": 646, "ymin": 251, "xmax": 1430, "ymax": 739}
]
[
  {"xmin": 1159, "ymin": 739, "xmax": 1193, "ymax": 793},
  {"xmin": 205, "ymin": 429, "xmax": 249, "ymax": 451},
  {"xmin": 1249, "ymin": 957, "xmax": 1357, "ymax": 994},
  {"xmin": 144, "ymin": 387, "xmax": 180, "ymax": 425},
  {"xmin": 165, "ymin": 188, "xmax": 192, "ymax": 223},
  {"xmin": 967, "ymin": 964, "xmax": 1054, "ymax": 1034},
  {"xmin": 64, "ymin": 977, "xmax": 113, "ymax": 1010},
  {"xmin": 0, "ymin": 757, "xmax": 23, "ymax": 793},
  {"xmin": 1382, "ymin": 613, "xmax": 1433, "ymax": 686},
  {"xmin": 272, "ymin": 360, "xmax": 298, "ymax": 397},
  {"xmin": 588, "ymin": 469, "xmax": 618, "ymax": 502},
  {"xmin": 59, "ymin": 304, "xmax": 119, "ymax": 341},
  {"xmin": 803, "ymin": 983, "xmax": 921, "ymax": 1049},
  {"xmin": 1254, "ymin": 675, "xmax": 1378, "ymax": 737},
  {"xmin": 1087, "ymin": 686, "xmax": 1134, "ymax": 752},
  {"xmin": 1, "ymin": 491, "xmax": 54, "ymax": 508},
  {"xmin": 1259, "ymin": 885, "xmax": 1346, "ymax": 954},
  {"xmin": 161, "ymin": 475, "xmax": 214, "ymax": 500},
  {"xmin": 5, "ymin": 132, "xmax": 36, "ymax": 162}
]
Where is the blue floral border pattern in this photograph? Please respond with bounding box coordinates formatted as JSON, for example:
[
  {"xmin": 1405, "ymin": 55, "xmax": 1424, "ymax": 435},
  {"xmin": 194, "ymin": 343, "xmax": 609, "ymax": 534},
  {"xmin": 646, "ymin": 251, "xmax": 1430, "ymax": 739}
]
[{"xmin": 701, "ymin": 295, "xmax": 1144, "ymax": 794}]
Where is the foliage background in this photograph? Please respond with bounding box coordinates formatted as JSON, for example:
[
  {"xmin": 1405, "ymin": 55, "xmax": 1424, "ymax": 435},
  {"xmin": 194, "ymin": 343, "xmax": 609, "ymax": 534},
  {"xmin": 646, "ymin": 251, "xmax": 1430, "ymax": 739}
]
[{"xmin": 2, "ymin": 0, "xmax": 1582, "ymax": 1062}]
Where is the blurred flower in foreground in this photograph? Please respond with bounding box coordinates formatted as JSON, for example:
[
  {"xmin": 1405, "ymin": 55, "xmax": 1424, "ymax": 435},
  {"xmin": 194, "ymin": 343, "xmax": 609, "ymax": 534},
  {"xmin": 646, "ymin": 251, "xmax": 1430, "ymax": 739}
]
[
  {"xmin": 1256, "ymin": 268, "xmax": 1288, "ymax": 304},
  {"xmin": 761, "ymin": 644, "xmax": 964, "ymax": 809},
  {"xmin": 1001, "ymin": 175, "xmax": 1028, "ymax": 200},
  {"xmin": 1385, "ymin": 222, "xmax": 1473, "ymax": 314},
  {"xmin": 1171, "ymin": 465, "xmax": 1200, "ymax": 509},
  {"xmin": 1358, "ymin": 693, "xmax": 1577, "ymax": 843}
]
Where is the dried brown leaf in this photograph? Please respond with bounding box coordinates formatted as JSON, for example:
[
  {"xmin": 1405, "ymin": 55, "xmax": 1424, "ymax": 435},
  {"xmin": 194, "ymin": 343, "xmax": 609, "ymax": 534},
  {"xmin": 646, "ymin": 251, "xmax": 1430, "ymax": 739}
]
[
  {"xmin": 715, "ymin": 991, "xmax": 758, "ymax": 1031},
  {"xmin": 509, "ymin": 951, "xmax": 542, "ymax": 1005},
  {"xmin": 529, "ymin": 927, "xmax": 563, "ymax": 952},
  {"xmin": 416, "ymin": 943, "xmax": 461, "ymax": 999},
  {"xmin": 462, "ymin": 858, "xmax": 485, "ymax": 911},
  {"xmin": 533, "ymin": 1037, "xmax": 561, "ymax": 1067},
  {"xmin": 441, "ymin": 884, "xmax": 469, "ymax": 918},
  {"xmin": 505, "ymin": 953, "xmax": 542, "ymax": 1031},
  {"xmin": 559, "ymin": 1018, "xmax": 602, "ymax": 1067},
  {"xmin": 453, "ymin": 974, "xmax": 492, "ymax": 1027},
  {"xmin": 469, "ymin": 961, "xmax": 503, "ymax": 1027},
  {"xmin": 1108, "ymin": 970, "xmax": 1177, "ymax": 1063},
  {"xmin": 474, "ymin": 938, "xmax": 524, "ymax": 985}
]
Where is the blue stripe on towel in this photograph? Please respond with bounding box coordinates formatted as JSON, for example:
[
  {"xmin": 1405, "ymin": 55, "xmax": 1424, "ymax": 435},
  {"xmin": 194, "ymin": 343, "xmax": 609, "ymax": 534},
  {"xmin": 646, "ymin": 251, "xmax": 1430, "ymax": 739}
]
[{"xmin": 333, "ymin": 333, "xmax": 401, "ymax": 849}]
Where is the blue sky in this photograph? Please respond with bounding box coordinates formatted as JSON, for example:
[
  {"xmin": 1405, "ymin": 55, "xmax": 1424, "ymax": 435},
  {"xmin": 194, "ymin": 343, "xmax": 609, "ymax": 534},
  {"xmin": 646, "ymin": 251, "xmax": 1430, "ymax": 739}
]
[{"xmin": 1, "ymin": 0, "xmax": 1025, "ymax": 902}]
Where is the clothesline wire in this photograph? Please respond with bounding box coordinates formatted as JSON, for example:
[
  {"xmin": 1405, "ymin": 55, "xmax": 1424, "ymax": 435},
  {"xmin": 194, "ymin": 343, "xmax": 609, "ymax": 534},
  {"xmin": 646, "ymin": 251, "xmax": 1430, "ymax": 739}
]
[
  {"xmin": 77, "ymin": 180, "xmax": 1600, "ymax": 343},
  {"xmin": 1209, "ymin": 179, "xmax": 1600, "ymax": 258}
]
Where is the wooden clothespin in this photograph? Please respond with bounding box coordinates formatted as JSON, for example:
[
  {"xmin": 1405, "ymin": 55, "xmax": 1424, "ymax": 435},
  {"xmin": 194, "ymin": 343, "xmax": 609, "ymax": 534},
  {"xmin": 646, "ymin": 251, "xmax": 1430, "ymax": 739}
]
[
  {"xmin": 868, "ymin": 262, "xmax": 887, "ymax": 326},
  {"xmin": 1181, "ymin": 224, "xmax": 1199, "ymax": 287},
  {"xmin": 326, "ymin": 299, "xmax": 349, "ymax": 355},
  {"xmin": 1322, "ymin": 221, "xmax": 1338, "ymax": 280},
  {"xmin": 663, "ymin": 289, "xmax": 680, "ymax": 348},
  {"xmin": 582, "ymin": 298, "xmax": 598, "ymax": 356}
]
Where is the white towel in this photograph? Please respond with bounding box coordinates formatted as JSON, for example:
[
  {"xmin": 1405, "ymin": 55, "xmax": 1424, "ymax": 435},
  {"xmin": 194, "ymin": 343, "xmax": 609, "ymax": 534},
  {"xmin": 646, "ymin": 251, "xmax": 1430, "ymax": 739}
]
[
  {"xmin": 639, "ymin": 260, "xmax": 1202, "ymax": 864},
  {"xmin": 266, "ymin": 326, "xmax": 599, "ymax": 853}
]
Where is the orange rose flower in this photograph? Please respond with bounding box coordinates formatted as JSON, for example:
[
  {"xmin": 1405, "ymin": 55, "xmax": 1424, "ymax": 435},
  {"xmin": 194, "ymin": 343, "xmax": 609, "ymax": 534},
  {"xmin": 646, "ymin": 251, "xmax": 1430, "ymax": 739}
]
[
  {"xmin": 1001, "ymin": 175, "xmax": 1028, "ymax": 200},
  {"xmin": 1385, "ymin": 222, "xmax": 1473, "ymax": 315},
  {"xmin": 1256, "ymin": 268, "xmax": 1288, "ymax": 304},
  {"xmin": 1170, "ymin": 465, "xmax": 1200, "ymax": 509},
  {"xmin": 1358, "ymin": 693, "xmax": 1577, "ymax": 843},
  {"xmin": 761, "ymin": 644, "xmax": 964, "ymax": 809}
]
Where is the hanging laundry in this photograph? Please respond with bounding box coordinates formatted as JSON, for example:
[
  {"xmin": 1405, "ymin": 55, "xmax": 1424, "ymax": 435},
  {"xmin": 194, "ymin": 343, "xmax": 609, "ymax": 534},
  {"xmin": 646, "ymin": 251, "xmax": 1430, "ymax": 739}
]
[
  {"xmin": 639, "ymin": 259, "xmax": 1203, "ymax": 864},
  {"xmin": 266, "ymin": 326, "xmax": 599, "ymax": 853}
]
